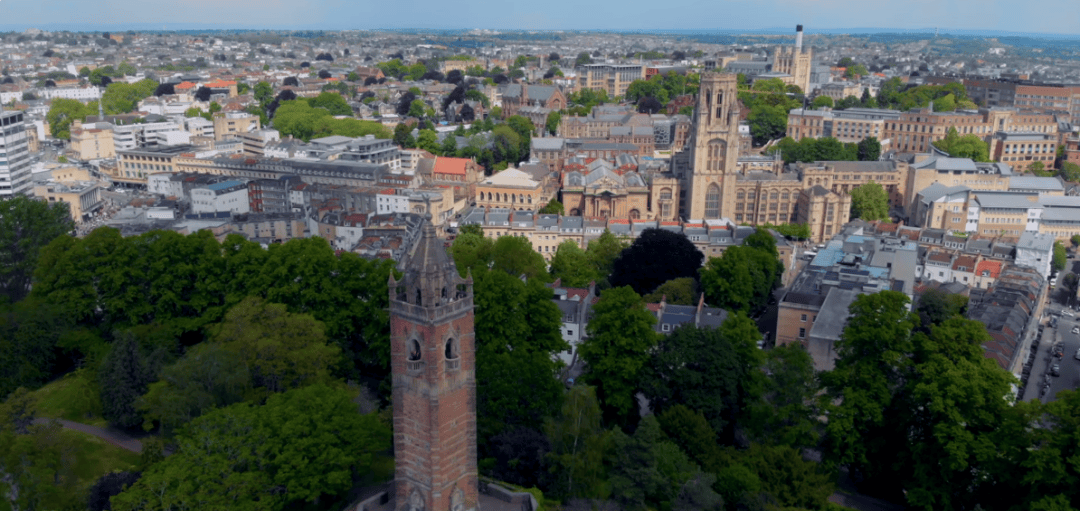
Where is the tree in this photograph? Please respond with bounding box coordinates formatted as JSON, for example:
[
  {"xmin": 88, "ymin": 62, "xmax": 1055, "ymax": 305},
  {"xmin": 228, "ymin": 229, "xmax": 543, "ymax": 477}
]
[
  {"xmin": 821, "ymin": 291, "xmax": 916, "ymax": 471},
  {"xmin": 471, "ymin": 269, "xmax": 566, "ymax": 449},
  {"xmin": 0, "ymin": 419, "xmax": 82, "ymax": 510},
  {"xmin": 407, "ymin": 99, "xmax": 426, "ymax": 119},
  {"xmin": 112, "ymin": 385, "xmax": 391, "ymax": 510},
  {"xmin": 610, "ymin": 228, "xmax": 703, "ymax": 296},
  {"xmin": 857, "ymin": 136, "xmax": 882, "ymax": 161},
  {"xmin": 283, "ymin": 76, "xmax": 299, "ymax": 87},
  {"xmin": 850, "ymin": 181, "xmax": 890, "ymax": 221},
  {"xmin": 915, "ymin": 288, "xmax": 968, "ymax": 327},
  {"xmin": 538, "ymin": 200, "xmax": 564, "ymax": 216},
  {"xmin": 1059, "ymin": 162, "xmax": 1080, "ymax": 182},
  {"xmin": 1071, "ymin": 234, "xmax": 1080, "ymax": 248},
  {"xmin": 1054, "ymin": 241, "xmax": 1067, "ymax": 272},
  {"xmin": 45, "ymin": 98, "xmax": 93, "ymax": 139},
  {"xmin": 137, "ymin": 342, "xmax": 252, "ymax": 434},
  {"xmin": 640, "ymin": 316, "xmax": 764, "ymax": 437},
  {"xmin": 544, "ymin": 110, "xmax": 561, "ymax": 136},
  {"xmin": 545, "ymin": 385, "xmax": 607, "ymax": 499},
  {"xmin": 699, "ymin": 245, "xmax": 782, "ymax": 315},
  {"xmin": 933, "ymin": 127, "xmax": 990, "ymax": 161},
  {"xmin": 575, "ymin": 52, "xmax": 593, "ymax": 66},
  {"xmin": 586, "ymin": 230, "xmax": 628, "ymax": 288},
  {"xmin": 549, "ymin": 240, "xmax": 597, "ymax": 288},
  {"xmin": 0, "ymin": 298, "xmax": 78, "ymax": 399},
  {"xmin": 210, "ymin": 296, "xmax": 338, "ymax": 394},
  {"xmin": 489, "ymin": 427, "xmax": 550, "ymax": 489},
  {"xmin": 79, "ymin": 66, "xmax": 91, "ymax": 77},
  {"xmin": 308, "ymin": 91, "xmax": 352, "ymax": 116},
  {"xmin": 607, "ymin": 415, "xmax": 701, "ymax": 511},
  {"xmin": 0, "ymin": 195, "xmax": 73, "ymax": 304},
  {"xmin": 88, "ymin": 471, "xmax": 142, "ymax": 511},
  {"xmin": 751, "ymin": 343, "xmax": 820, "ymax": 448},
  {"xmin": 747, "ymin": 104, "xmax": 788, "ymax": 145},
  {"xmin": 844, "ymin": 64, "xmax": 869, "ymax": 78},
  {"xmin": 194, "ymin": 86, "xmax": 212, "ymax": 102},
  {"xmin": 641, "ymin": 277, "xmax": 698, "ymax": 306},
  {"xmin": 491, "ymin": 235, "xmax": 548, "ymax": 281},
  {"xmin": 811, "ymin": 95, "xmax": 834, "ymax": 109},
  {"xmin": 99, "ymin": 332, "xmax": 160, "ymax": 428},
  {"xmin": 580, "ymin": 286, "xmax": 658, "ymax": 422}
]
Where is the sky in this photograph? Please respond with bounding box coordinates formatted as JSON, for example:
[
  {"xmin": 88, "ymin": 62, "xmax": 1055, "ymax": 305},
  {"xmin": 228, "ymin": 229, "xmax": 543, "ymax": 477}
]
[{"xmin": 0, "ymin": 0, "xmax": 1078, "ymax": 35}]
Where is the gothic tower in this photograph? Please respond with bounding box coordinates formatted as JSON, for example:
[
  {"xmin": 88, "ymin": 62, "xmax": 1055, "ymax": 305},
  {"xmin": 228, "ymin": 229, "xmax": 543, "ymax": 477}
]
[
  {"xmin": 684, "ymin": 72, "xmax": 741, "ymax": 220},
  {"xmin": 388, "ymin": 216, "xmax": 478, "ymax": 511}
]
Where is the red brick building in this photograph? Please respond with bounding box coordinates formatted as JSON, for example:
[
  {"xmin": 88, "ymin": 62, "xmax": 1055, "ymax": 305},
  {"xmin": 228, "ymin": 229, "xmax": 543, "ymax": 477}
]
[{"xmin": 388, "ymin": 219, "xmax": 478, "ymax": 511}]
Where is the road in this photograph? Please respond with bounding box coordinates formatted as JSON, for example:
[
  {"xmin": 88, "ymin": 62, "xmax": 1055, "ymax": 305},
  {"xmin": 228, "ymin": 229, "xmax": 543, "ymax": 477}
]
[{"xmin": 31, "ymin": 417, "xmax": 144, "ymax": 453}]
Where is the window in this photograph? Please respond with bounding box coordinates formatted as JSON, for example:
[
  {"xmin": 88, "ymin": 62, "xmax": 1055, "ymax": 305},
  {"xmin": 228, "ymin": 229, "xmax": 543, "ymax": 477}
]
[
  {"xmin": 798, "ymin": 328, "xmax": 806, "ymax": 338},
  {"xmin": 801, "ymin": 314, "xmax": 807, "ymax": 321},
  {"xmin": 704, "ymin": 184, "xmax": 720, "ymax": 219},
  {"xmin": 662, "ymin": 323, "xmax": 671, "ymax": 332}
]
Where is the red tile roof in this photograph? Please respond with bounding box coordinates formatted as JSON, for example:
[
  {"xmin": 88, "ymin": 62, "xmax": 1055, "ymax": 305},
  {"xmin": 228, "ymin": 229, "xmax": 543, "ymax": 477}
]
[
  {"xmin": 975, "ymin": 260, "xmax": 1003, "ymax": 279},
  {"xmin": 205, "ymin": 80, "xmax": 237, "ymax": 88},
  {"xmin": 433, "ymin": 157, "xmax": 471, "ymax": 176},
  {"xmin": 175, "ymin": 81, "xmax": 196, "ymax": 90}
]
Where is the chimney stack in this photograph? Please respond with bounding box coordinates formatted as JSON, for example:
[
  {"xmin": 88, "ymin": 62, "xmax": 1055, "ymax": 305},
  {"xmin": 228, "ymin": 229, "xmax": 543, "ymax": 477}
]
[{"xmin": 795, "ymin": 25, "xmax": 804, "ymax": 53}]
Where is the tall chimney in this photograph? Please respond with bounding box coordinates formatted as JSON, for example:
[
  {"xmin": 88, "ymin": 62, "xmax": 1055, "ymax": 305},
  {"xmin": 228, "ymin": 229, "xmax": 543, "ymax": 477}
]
[{"xmin": 795, "ymin": 25, "xmax": 804, "ymax": 53}]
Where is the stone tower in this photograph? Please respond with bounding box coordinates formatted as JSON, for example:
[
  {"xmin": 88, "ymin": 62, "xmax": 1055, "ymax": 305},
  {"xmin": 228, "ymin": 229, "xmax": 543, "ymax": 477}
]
[
  {"xmin": 684, "ymin": 72, "xmax": 741, "ymax": 221},
  {"xmin": 388, "ymin": 216, "xmax": 478, "ymax": 511},
  {"xmin": 773, "ymin": 25, "xmax": 813, "ymax": 94}
]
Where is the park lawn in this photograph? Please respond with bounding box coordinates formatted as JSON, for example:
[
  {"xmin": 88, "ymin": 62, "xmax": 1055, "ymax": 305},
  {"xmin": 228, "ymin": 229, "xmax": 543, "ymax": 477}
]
[
  {"xmin": 64, "ymin": 428, "xmax": 141, "ymax": 489},
  {"xmin": 31, "ymin": 369, "xmax": 108, "ymax": 427}
]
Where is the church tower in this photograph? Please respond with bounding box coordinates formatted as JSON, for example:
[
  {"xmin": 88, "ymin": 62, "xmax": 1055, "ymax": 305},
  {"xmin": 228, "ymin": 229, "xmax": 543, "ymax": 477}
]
[
  {"xmin": 388, "ymin": 216, "xmax": 478, "ymax": 511},
  {"xmin": 684, "ymin": 72, "xmax": 741, "ymax": 221}
]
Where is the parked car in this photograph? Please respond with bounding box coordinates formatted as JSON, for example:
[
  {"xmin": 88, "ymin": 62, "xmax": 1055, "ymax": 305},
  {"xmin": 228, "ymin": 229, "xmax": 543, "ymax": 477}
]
[
  {"xmin": 1075, "ymin": 348, "xmax": 1080, "ymax": 361},
  {"xmin": 1051, "ymin": 364, "xmax": 1061, "ymax": 377},
  {"xmin": 1063, "ymin": 310, "xmax": 1076, "ymax": 317},
  {"xmin": 1071, "ymin": 326, "xmax": 1078, "ymax": 335}
]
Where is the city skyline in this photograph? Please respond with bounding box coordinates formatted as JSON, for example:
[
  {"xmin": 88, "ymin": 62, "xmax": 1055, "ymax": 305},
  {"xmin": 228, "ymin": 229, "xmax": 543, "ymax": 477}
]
[{"xmin": 1, "ymin": 0, "xmax": 1079, "ymax": 35}]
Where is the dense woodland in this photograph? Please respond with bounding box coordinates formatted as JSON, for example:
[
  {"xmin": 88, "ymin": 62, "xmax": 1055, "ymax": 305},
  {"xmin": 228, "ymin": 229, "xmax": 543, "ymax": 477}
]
[{"xmin": 2, "ymin": 195, "xmax": 1080, "ymax": 511}]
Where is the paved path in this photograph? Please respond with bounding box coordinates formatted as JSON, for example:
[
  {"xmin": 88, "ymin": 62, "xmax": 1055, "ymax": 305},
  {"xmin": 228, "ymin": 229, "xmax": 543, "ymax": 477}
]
[{"xmin": 32, "ymin": 418, "xmax": 144, "ymax": 454}]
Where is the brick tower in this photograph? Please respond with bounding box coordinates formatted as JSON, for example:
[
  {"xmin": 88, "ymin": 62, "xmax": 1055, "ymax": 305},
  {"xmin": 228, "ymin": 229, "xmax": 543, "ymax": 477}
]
[{"xmin": 388, "ymin": 215, "xmax": 478, "ymax": 511}]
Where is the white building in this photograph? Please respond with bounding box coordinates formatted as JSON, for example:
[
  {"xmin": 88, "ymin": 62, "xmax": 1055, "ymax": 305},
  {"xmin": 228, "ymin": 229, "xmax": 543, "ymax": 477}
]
[
  {"xmin": 39, "ymin": 87, "xmax": 102, "ymax": 101},
  {"xmin": 1015, "ymin": 231, "xmax": 1054, "ymax": 280},
  {"xmin": 154, "ymin": 130, "xmax": 191, "ymax": 147},
  {"xmin": 0, "ymin": 111, "xmax": 33, "ymax": 197},
  {"xmin": 148, "ymin": 172, "xmax": 185, "ymax": 198},
  {"xmin": 185, "ymin": 117, "xmax": 214, "ymax": 138},
  {"xmin": 190, "ymin": 180, "xmax": 249, "ymax": 214},
  {"xmin": 113, "ymin": 121, "xmax": 184, "ymax": 151},
  {"xmin": 377, "ymin": 190, "xmax": 409, "ymax": 214}
]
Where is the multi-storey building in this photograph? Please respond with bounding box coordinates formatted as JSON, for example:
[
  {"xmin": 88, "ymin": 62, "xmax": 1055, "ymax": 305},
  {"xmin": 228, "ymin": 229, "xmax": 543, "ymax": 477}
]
[
  {"xmin": 212, "ymin": 111, "xmax": 261, "ymax": 141},
  {"xmin": 576, "ymin": 63, "xmax": 647, "ymax": 98},
  {"xmin": 32, "ymin": 181, "xmax": 103, "ymax": 223},
  {"xmin": 786, "ymin": 107, "xmax": 900, "ymax": 143},
  {"xmin": 881, "ymin": 106, "xmax": 1058, "ymax": 154},
  {"xmin": 770, "ymin": 25, "xmax": 813, "ymax": 93},
  {"xmin": 1, "ymin": 110, "xmax": 35, "ymax": 197},
  {"xmin": 992, "ymin": 131, "xmax": 1058, "ymax": 170},
  {"xmin": 69, "ymin": 120, "xmax": 117, "ymax": 160}
]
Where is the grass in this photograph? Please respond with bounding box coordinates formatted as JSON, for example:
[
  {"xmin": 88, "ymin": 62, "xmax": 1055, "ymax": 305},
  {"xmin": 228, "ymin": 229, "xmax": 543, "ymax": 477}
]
[
  {"xmin": 30, "ymin": 369, "xmax": 108, "ymax": 427},
  {"xmin": 64, "ymin": 428, "xmax": 142, "ymax": 489}
]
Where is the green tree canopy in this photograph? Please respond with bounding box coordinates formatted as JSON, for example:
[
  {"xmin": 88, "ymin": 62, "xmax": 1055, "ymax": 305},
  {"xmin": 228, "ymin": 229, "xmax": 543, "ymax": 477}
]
[
  {"xmin": 113, "ymin": 384, "xmax": 391, "ymax": 510},
  {"xmin": 640, "ymin": 315, "xmax": 764, "ymax": 437},
  {"xmin": 549, "ymin": 240, "xmax": 598, "ymax": 288},
  {"xmin": 272, "ymin": 100, "xmax": 389, "ymax": 142},
  {"xmin": 307, "ymin": 91, "xmax": 352, "ymax": 116},
  {"xmin": 933, "ymin": 127, "xmax": 990, "ymax": 161},
  {"xmin": 0, "ymin": 195, "xmax": 73, "ymax": 304},
  {"xmin": 45, "ymin": 98, "xmax": 96, "ymax": 139},
  {"xmin": 850, "ymin": 181, "xmax": 890, "ymax": 221},
  {"xmin": 580, "ymin": 286, "xmax": 658, "ymax": 422},
  {"xmin": 642, "ymin": 277, "xmax": 699, "ymax": 306},
  {"xmin": 545, "ymin": 385, "xmax": 607, "ymax": 499}
]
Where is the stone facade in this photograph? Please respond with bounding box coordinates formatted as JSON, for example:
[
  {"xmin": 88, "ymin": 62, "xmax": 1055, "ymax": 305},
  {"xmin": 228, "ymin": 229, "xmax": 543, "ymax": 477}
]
[
  {"xmin": 677, "ymin": 72, "xmax": 742, "ymax": 220},
  {"xmin": 389, "ymin": 218, "xmax": 478, "ymax": 511}
]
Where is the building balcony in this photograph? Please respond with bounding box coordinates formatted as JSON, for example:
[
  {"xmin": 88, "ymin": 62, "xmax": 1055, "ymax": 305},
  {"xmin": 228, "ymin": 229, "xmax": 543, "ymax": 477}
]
[
  {"xmin": 445, "ymin": 358, "xmax": 460, "ymax": 371},
  {"xmin": 407, "ymin": 360, "xmax": 425, "ymax": 373}
]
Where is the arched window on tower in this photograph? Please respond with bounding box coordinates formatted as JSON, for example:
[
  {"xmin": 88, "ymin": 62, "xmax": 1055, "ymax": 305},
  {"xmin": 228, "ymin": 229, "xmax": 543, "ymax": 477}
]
[
  {"xmin": 445, "ymin": 338, "xmax": 460, "ymax": 371},
  {"xmin": 705, "ymin": 184, "xmax": 720, "ymax": 219},
  {"xmin": 707, "ymin": 140, "xmax": 726, "ymax": 171}
]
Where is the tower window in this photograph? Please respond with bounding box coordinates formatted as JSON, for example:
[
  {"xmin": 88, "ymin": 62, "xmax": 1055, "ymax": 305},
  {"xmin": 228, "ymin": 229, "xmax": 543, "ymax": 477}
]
[
  {"xmin": 705, "ymin": 184, "xmax": 720, "ymax": 219},
  {"xmin": 445, "ymin": 338, "xmax": 458, "ymax": 359},
  {"xmin": 408, "ymin": 339, "xmax": 422, "ymax": 361}
]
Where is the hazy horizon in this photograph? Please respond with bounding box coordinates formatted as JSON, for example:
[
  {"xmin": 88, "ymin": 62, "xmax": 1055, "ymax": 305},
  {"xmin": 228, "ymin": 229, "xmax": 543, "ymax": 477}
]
[{"xmin": 1, "ymin": 0, "xmax": 1078, "ymax": 36}]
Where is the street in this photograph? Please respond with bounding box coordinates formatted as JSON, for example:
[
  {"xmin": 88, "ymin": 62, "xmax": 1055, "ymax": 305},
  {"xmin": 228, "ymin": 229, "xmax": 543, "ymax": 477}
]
[{"xmin": 1022, "ymin": 312, "xmax": 1080, "ymax": 403}]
